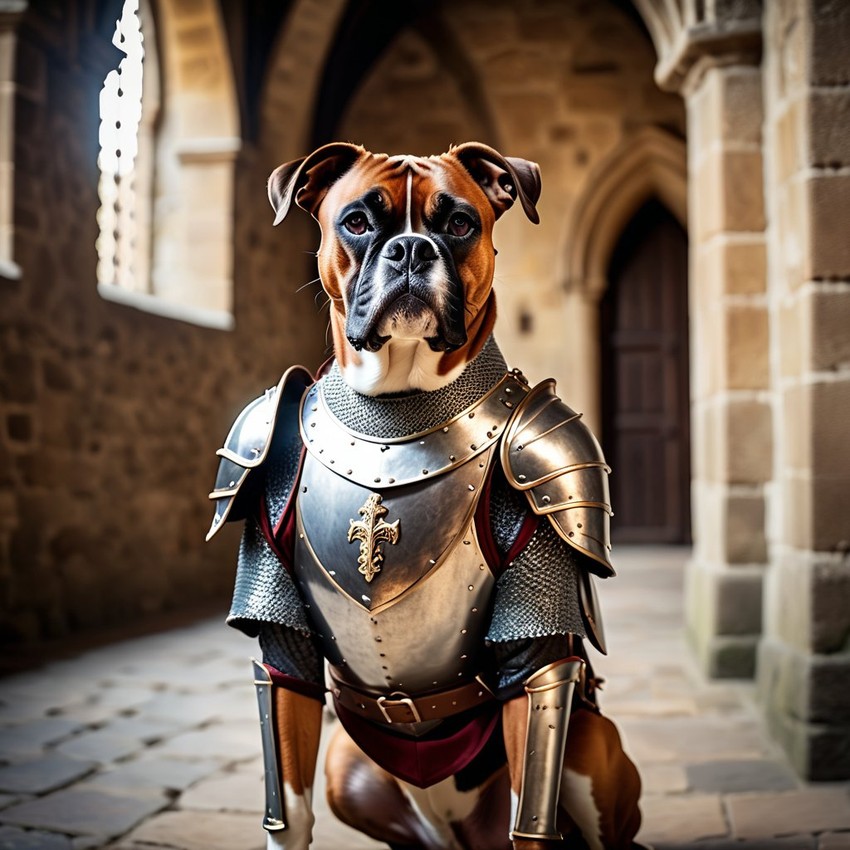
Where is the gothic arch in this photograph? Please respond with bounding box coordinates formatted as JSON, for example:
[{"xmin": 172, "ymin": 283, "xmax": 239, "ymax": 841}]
[
  {"xmin": 561, "ymin": 125, "xmax": 687, "ymax": 301},
  {"xmin": 98, "ymin": 0, "xmax": 241, "ymax": 327}
]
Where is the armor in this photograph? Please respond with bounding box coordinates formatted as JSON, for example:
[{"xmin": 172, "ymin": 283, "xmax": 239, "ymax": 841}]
[
  {"xmin": 252, "ymin": 659, "xmax": 286, "ymax": 831},
  {"xmin": 501, "ymin": 377, "xmax": 615, "ymax": 577},
  {"xmin": 207, "ymin": 365, "xmax": 312, "ymax": 541},
  {"xmin": 511, "ymin": 657, "xmax": 584, "ymax": 842},
  {"xmin": 293, "ymin": 371, "xmax": 527, "ymax": 703},
  {"xmin": 211, "ymin": 340, "xmax": 618, "ymax": 827}
]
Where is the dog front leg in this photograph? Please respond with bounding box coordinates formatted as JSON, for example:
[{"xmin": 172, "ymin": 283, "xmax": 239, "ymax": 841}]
[{"xmin": 253, "ymin": 660, "xmax": 323, "ymax": 850}]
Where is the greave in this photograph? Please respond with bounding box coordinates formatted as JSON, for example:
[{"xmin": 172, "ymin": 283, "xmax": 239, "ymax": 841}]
[
  {"xmin": 510, "ymin": 657, "xmax": 584, "ymax": 842},
  {"xmin": 252, "ymin": 658, "xmax": 286, "ymax": 832}
]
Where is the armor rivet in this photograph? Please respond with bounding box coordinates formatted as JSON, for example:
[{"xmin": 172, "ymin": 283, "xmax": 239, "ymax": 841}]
[
  {"xmin": 463, "ymin": 540, "xmax": 471, "ymax": 545},
  {"xmin": 329, "ymin": 570, "xmax": 336, "ymax": 576},
  {"xmin": 374, "ymin": 477, "xmax": 381, "ymax": 483},
  {"xmin": 450, "ymin": 455, "xmax": 456, "ymax": 462},
  {"xmin": 505, "ymin": 387, "xmax": 512, "ymax": 394},
  {"xmin": 468, "ymin": 585, "xmax": 474, "ymax": 591},
  {"xmin": 542, "ymin": 495, "xmax": 551, "ymax": 505},
  {"xmin": 461, "ymin": 654, "xmax": 468, "ymax": 659},
  {"xmin": 443, "ymin": 426, "xmax": 449, "ymax": 433},
  {"xmin": 486, "ymin": 431, "xmax": 493, "ymax": 438},
  {"xmin": 310, "ymin": 422, "xmax": 316, "ymax": 427},
  {"xmin": 375, "ymin": 636, "xmax": 382, "ymax": 642},
  {"xmin": 380, "ymin": 653, "xmax": 386, "ymax": 657},
  {"xmin": 569, "ymin": 532, "xmax": 575, "ymax": 538},
  {"xmin": 469, "ymin": 411, "xmax": 475, "ymax": 418},
  {"xmin": 468, "ymin": 484, "xmax": 475, "ymax": 491},
  {"xmin": 518, "ymin": 474, "xmax": 527, "ymax": 481},
  {"xmin": 381, "ymin": 445, "xmax": 390, "ymax": 452},
  {"xmin": 429, "ymin": 559, "xmax": 437, "ymax": 565},
  {"xmin": 330, "ymin": 459, "xmax": 335, "ymax": 464},
  {"xmin": 479, "ymin": 564, "xmax": 485, "ymax": 570},
  {"xmin": 422, "ymin": 469, "xmax": 429, "ymax": 475},
  {"xmin": 420, "ymin": 440, "xmax": 425, "ymax": 445},
  {"xmin": 479, "ymin": 462, "xmax": 485, "ymax": 468},
  {"xmin": 331, "ymin": 636, "xmax": 336, "ymax": 641},
  {"xmin": 388, "ymin": 477, "xmax": 395, "ymax": 484},
  {"xmin": 472, "ymin": 607, "xmax": 478, "ymax": 613},
  {"xmin": 350, "ymin": 441, "xmax": 355, "ymax": 446},
  {"xmin": 568, "ymin": 495, "xmax": 573, "ymax": 500},
  {"xmin": 505, "ymin": 401, "xmax": 514, "ymax": 408},
  {"xmin": 318, "ymin": 448, "xmax": 323, "ymax": 454},
  {"xmin": 517, "ymin": 444, "xmax": 524, "ymax": 451},
  {"xmin": 461, "ymin": 629, "xmax": 467, "ymax": 634},
  {"xmin": 470, "ymin": 443, "xmax": 477, "ymax": 450},
  {"xmin": 311, "ymin": 406, "xmax": 317, "ymax": 412},
  {"xmin": 452, "ymin": 700, "xmax": 457, "ymax": 706},
  {"xmin": 299, "ymin": 533, "xmax": 304, "ymax": 539},
  {"xmin": 432, "ymin": 705, "xmax": 437, "ymax": 709},
  {"xmin": 577, "ymin": 522, "xmax": 583, "ymax": 528},
  {"xmin": 532, "ymin": 816, "xmax": 538, "ymax": 822},
  {"xmin": 229, "ymin": 480, "xmax": 235, "ymax": 487},
  {"xmin": 347, "ymin": 469, "xmax": 352, "ymax": 474},
  {"xmin": 478, "ymin": 691, "xmax": 483, "ymax": 697},
  {"xmin": 433, "ymin": 681, "xmax": 438, "ymax": 686},
  {"xmin": 302, "ymin": 486, "xmax": 307, "ymax": 492},
  {"xmin": 458, "ymin": 673, "xmax": 463, "ymax": 677},
  {"xmin": 359, "ymin": 703, "xmax": 366, "ymax": 710}
]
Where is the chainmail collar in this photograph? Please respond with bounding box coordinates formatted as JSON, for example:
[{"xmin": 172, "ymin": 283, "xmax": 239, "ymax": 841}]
[{"xmin": 319, "ymin": 337, "xmax": 509, "ymax": 438}]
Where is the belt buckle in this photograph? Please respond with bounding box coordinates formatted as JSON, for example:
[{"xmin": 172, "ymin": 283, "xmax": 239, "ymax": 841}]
[{"xmin": 377, "ymin": 692, "xmax": 422, "ymax": 724}]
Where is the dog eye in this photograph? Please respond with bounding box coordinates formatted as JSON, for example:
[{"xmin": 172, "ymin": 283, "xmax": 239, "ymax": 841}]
[
  {"xmin": 343, "ymin": 213, "xmax": 369, "ymax": 235},
  {"xmin": 448, "ymin": 213, "xmax": 473, "ymax": 237}
]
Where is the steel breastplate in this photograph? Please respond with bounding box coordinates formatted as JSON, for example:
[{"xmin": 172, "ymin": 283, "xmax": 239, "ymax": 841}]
[{"xmin": 293, "ymin": 371, "xmax": 528, "ymax": 696}]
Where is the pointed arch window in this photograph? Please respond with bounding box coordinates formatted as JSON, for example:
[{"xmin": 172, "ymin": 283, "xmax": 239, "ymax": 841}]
[{"xmin": 96, "ymin": 0, "xmax": 239, "ymax": 330}]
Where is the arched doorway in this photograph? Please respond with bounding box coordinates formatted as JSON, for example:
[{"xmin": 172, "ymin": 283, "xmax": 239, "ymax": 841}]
[{"xmin": 600, "ymin": 198, "xmax": 690, "ymax": 544}]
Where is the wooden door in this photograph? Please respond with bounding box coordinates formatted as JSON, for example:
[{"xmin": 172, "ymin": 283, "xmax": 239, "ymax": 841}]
[{"xmin": 600, "ymin": 199, "xmax": 691, "ymax": 544}]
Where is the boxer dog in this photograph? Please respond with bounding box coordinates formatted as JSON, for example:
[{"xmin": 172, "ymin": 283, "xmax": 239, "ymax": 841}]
[{"xmin": 225, "ymin": 142, "xmax": 644, "ymax": 850}]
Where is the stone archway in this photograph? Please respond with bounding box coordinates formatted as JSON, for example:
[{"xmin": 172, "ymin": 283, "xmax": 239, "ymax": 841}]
[{"xmin": 558, "ymin": 126, "xmax": 687, "ymax": 430}]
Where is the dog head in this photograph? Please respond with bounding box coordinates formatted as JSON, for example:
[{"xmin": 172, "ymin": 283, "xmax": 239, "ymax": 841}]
[{"xmin": 269, "ymin": 142, "xmax": 540, "ymax": 394}]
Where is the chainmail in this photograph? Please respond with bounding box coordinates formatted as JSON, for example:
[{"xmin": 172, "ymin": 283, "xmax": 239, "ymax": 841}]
[
  {"xmin": 320, "ymin": 336, "xmax": 508, "ymax": 438},
  {"xmin": 487, "ymin": 520, "xmax": 586, "ymax": 642},
  {"xmin": 227, "ymin": 517, "xmax": 312, "ymax": 637},
  {"xmin": 259, "ymin": 621, "xmax": 323, "ymax": 685},
  {"xmin": 264, "ymin": 438, "xmax": 302, "ymax": 527}
]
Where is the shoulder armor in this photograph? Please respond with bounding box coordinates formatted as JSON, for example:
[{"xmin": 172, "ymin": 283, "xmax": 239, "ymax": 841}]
[
  {"xmin": 500, "ymin": 379, "xmax": 615, "ymax": 577},
  {"xmin": 207, "ymin": 365, "xmax": 313, "ymax": 541}
]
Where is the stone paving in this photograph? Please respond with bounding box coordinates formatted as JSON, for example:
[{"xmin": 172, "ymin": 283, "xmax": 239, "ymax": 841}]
[{"xmin": 0, "ymin": 546, "xmax": 848, "ymax": 849}]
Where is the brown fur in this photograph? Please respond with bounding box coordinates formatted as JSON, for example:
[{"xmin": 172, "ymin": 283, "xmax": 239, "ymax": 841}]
[{"xmin": 273, "ymin": 688, "xmax": 322, "ymax": 797}]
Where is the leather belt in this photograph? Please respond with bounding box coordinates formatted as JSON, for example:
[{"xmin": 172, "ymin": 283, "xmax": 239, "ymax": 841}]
[{"xmin": 329, "ymin": 668, "xmax": 495, "ymax": 725}]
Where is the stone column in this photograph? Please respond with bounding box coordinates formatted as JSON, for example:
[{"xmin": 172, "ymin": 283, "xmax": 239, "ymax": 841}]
[
  {"xmin": 681, "ymin": 60, "xmax": 771, "ymax": 678},
  {"xmin": 758, "ymin": 0, "xmax": 850, "ymax": 780}
]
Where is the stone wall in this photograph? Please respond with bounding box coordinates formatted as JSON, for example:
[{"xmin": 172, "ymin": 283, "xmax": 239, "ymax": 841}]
[
  {"xmin": 757, "ymin": 0, "xmax": 850, "ymax": 780},
  {"xmin": 340, "ymin": 0, "xmax": 686, "ymax": 430},
  {"xmin": 0, "ymin": 3, "xmax": 327, "ymax": 648}
]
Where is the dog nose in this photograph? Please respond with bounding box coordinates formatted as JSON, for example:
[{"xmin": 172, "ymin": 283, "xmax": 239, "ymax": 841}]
[{"xmin": 382, "ymin": 236, "xmax": 437, "ymax": 272}]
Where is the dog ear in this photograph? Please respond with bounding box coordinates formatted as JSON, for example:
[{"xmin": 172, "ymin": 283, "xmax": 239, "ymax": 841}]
[
  {"xmin": 452, "ymin": 142, "xmax": 541, "ymax": 224},
  {"xmin": 268, "ymin": 143, "xmax": 365, "ymax": 226}
]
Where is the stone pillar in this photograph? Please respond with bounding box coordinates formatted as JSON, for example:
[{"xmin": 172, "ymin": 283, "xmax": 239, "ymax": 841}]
[
  {"xmin": 682, "ymin": 60, "xmax": 771, "ymax": 678},
  {"xmin": 758, "ymin": 0, "xmax": 850, "ymax": 780}
]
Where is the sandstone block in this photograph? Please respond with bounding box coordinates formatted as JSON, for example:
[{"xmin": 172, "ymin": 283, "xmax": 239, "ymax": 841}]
[
  {"xmin": 121, "ymin": 810, "xmax": 264, "ymax": 850},
  {"xmin": 808, "ymin": 0, "xmax": 850, "ymax": 86},
  {"xmin": 726, "ymin": 305, "xmax": 769, "ymax": 390},
  {"xmin": 812, "ymin": 476, "xmax": 850, "ymax": 552},
  {"xmin": 685, "ymin": 758, "xmax": 797, "ymax": 793},
  {"xmin": 726, "ymin": 398, "xmax": 773, "ymax": 484},
  {"xmin": 636, "ymin": 793, "xmax": 727, "ymax": 843},
  {"xmin": 722, "ymin": 150, "xmax": 766, "ymax": 233},
  {"xmin": 808, "ymin": 285, "xmax": 850, "ymax": 371},
  {"xmin": 809, "ymin": 88, "xmax": 850, "ymax": 168},
  {"xmin": 719, "ymin": 67, "xmax": 763, "ymax": 146},
  {"xmin": 811, "ymin": 559, "xmax": 850, "ymax": 653},
  {"xmin": 806, "ymin": 175, "xmax": 850, "ymax": 279},
  {"xmin": 713, "ymin": 567, "xmax": 764, "ymax": 635},
  {"xmin": 722, "ymin": 237, "xmax": 767, "ymax": 294},
  {"xmin": 724, "ymin": 493, "xmax": 767, "ymax": 563},
  {"xmin": 811, "ymin": 379, "xmax": 850, "ymax": 478}
]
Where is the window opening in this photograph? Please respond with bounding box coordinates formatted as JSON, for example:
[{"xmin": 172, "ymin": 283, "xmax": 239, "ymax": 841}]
[{"xmin": 96, "ymin": 0, "xmax": 156, "ymax": 294}]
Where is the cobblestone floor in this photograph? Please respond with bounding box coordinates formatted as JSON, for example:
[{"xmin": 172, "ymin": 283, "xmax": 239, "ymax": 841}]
[{"xmin": 0, "ymin": 547, "xmax": 848, "ymax": 849}]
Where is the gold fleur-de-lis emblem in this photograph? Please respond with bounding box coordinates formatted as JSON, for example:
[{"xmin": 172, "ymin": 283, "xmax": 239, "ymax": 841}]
[{"xmin": 347, "ymin": 493, "xmax": 400, "ymax": 583}]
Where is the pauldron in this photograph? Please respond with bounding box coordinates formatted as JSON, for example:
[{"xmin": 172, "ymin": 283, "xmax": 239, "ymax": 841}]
[
  {"xmin": 207, "ymin": 365, "xmax": 312, "ymax": 541},
  {"xmin": 501, "ymin": 378, "xmax": 615, "ymax": 577}
]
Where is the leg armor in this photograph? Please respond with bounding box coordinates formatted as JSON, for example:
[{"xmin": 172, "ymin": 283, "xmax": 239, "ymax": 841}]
[
  {"xmin": 510, "ymin": 657, "xmax": 584, "ymax": 842},
  {"xmin": 251, "ymin": 658, "xmax": 323, "ymax": 849},
  {"xmin": 253, "ymin": 659, "xmax": 286, "ymax": 831}
]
